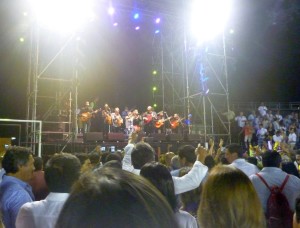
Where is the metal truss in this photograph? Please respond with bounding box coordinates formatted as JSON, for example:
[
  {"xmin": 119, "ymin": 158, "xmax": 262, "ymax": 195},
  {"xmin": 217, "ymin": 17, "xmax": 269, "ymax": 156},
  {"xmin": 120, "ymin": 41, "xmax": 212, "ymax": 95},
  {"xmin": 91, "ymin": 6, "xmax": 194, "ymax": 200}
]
[
  {"xmin": 26, "ymin": 23, "xmax": 80, "ymax": 153},
  {"xmin": 152, "ymin": 18, "xmax": 234, "ymax": 142}
]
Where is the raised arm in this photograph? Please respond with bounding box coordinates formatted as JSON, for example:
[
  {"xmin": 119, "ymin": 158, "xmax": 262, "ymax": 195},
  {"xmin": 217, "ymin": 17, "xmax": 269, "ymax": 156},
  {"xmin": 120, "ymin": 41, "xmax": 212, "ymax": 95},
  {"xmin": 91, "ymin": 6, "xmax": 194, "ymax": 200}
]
[{"xmin": 173, "ymin": 145, "xmax": 208, "ymax": 194}]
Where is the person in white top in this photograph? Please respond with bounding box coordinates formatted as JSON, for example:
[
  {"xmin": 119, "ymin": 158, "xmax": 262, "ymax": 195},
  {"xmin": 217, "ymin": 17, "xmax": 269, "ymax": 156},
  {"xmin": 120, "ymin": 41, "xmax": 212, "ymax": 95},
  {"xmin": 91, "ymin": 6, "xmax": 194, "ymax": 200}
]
[
  {"xmin": 235, "ymin": 112, "xmax": 247, "ymax": 128},
  {"xmin": 288, "ymin": 128, "xmax": 297, "ymax": 150},
  {"xmin": 256, "ymin": 124, "xmax": 268, "ymax": 147},
  {"xmin": 273, "ymin": 130, "xmax": 284, "ymax": 143},
  {"xmin": 128, "ymin": 141, "xmax": 208, "ymax": 194},
  {"xmin": 258, "ymin": 102, "xmax": 268, "ymax": 117},
  {"xmin": 225, "ymin": 143, "xmax": 259, "ymax": 177},
  {"xmin": 16, "ymin": 153, "xmax": 81, "ymax": 228}
]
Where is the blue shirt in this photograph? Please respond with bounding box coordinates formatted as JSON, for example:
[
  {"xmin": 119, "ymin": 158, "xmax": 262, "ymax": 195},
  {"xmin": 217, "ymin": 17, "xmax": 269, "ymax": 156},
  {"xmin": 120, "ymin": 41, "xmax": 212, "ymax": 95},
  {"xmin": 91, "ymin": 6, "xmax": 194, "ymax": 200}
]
[{"xmin": 0, "ymin": 175, "xmax": 34, "ymax": 228}]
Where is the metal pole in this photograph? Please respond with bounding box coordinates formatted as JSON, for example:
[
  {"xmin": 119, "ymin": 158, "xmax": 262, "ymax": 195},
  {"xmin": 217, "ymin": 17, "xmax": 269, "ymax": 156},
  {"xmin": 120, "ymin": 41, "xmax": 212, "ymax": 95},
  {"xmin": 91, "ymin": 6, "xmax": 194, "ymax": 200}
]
[{"xmin": 222, "ymin": 31, "xmax": 231, "ymax": 143}]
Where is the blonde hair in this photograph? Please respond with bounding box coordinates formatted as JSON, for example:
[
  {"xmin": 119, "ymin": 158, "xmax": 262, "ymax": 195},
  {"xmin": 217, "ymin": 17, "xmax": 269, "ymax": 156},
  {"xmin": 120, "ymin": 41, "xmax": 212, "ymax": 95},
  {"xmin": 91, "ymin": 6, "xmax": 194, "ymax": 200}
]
[{"xmin": 198, "ymin": 165, "xmax": 265, "ymax": 228}]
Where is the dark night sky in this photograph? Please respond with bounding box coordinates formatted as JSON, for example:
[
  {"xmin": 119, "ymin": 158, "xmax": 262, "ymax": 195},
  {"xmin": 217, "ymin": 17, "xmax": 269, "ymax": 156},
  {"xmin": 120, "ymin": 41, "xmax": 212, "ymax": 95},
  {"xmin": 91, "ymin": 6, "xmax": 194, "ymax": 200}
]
[{"xmin": 0, "ymin": 0, "xmax": 300, "ymax": 120}]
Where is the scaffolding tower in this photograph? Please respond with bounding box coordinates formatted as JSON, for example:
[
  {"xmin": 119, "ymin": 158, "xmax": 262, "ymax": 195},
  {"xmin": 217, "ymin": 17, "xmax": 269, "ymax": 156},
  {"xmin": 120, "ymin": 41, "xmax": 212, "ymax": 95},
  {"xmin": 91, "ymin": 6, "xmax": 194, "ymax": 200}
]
[
  {"xmin": 152, "ymin": 13, "xmax": 234, "ymax": 142},
  {"xmin": 26, "ymin": 23, "xmax": 81, "ymax": 154}
]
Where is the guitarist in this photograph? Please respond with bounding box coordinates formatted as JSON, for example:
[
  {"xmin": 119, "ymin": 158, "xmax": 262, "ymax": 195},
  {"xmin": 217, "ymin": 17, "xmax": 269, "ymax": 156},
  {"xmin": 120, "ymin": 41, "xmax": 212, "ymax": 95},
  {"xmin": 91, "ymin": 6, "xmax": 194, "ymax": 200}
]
[
  {"xmin": 102, "ymin": 104, "xmax": 112, "ymax": 135},
  {"xmin": 111, "ymin": 107, "xmax": 123, "ymax": 133},
  {"xmin": 78, "ymin": 101, "xmax": 94, "ymax": 134},
  {"xmin": 154, "ymin": 111, "xmax": 168, "ymax": 134},
  {"xmin": 143, "ymin": 106, "xmax": 157, "ymax": 136},
  {"xmin": 170, "ymin": 113, "xmax": 184, "ymax": 134}
]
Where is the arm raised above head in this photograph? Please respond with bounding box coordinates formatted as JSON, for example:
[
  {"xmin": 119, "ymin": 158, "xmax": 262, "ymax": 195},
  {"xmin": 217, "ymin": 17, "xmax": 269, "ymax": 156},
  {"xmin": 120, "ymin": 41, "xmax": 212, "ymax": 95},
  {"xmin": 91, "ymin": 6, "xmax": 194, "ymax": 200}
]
[{"xmin": 173, "ymin": 145, "xmax": 208, "ymax": 194}]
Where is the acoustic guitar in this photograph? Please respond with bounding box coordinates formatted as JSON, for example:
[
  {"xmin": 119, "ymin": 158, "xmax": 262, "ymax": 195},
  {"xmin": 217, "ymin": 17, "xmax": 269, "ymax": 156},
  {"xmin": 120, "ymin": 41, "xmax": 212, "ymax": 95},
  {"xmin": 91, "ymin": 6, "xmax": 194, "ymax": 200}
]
[
  {"xmin": 80, "ymin": 109, "xmax": 101, "ymax": 122},
  {"xmin": 113, "ymin": 115, "xmax": 124, "ymax": 127},
  {"xmin": 155, "ymin": 117, "xmax": 171, "ymax": 129},
  {"xmin": 103, "ymin": 111, "xmax": 112, "ymax": 125},
  {"xmin": 170, "ymin": 117, "xmax": 185, "ymax": 129}
]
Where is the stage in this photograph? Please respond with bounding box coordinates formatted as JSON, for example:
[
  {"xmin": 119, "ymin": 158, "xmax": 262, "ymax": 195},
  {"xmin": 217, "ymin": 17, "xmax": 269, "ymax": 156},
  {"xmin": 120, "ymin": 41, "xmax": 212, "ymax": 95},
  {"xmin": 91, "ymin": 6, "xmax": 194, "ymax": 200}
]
[{"xmin": 40, "ymin": 131, "xmax": 203, "ymax": 156}]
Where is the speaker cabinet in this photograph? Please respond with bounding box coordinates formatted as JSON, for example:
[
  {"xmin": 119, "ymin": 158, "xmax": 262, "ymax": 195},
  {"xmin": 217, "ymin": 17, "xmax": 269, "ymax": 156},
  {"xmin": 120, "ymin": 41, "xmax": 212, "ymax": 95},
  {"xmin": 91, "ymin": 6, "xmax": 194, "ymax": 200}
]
[
  {"xmin": 107, "ymin": 132, "xmax": 125, "ymax": 141},
  {"xmin": 186, "ymin": 134, "xmax": 202, "ymax": 142},
  {"xmin": 152, "ymin": 133, "xmax": 167, "ymax": 142},
  {"xmin": 166, "ymin": 134, "xmax": 183, "ymax": 142},
  {"xmin": 84, "ymin": 132, "xmax": 104, "ymax": 143}
]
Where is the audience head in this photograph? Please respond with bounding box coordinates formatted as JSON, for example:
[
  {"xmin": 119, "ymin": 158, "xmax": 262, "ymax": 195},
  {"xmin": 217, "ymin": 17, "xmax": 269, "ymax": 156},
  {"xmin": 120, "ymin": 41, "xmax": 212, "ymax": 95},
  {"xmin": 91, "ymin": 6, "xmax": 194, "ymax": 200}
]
[
  {"xmin": 105, "ymin": 153, "xmax": 122, "ymax": 163},
  {"xmin": 88, "ymin": 152, "xmax": 101, "ymax": 166},
  {"xmin": 178, "ymin": 145, "xmax": 196, "ymax": 167},
  {"xmin": 262, "ymin": 150, "xmax": 281, "ymax": 168},
  {"xmin": 171, "ymin": 155, "xmax": 180, "ymax": 170},
  {"xmin": 198, "ymin": 165, "xmax": 265, "ymax": 228},
  {"xmin": 45, "ymin": 153, "xmax": 81, "ymax": 193},
  {"xmin": 56, "ymin": 168, "xmax": 177, "ymax": 228},
  {"xmin": 282, "ymin": 162, "xmax": 299, "ymax": 178},
  {"xmin": 33, "ymin": 156, "xmax": 43, "ymax": 171},
  {"xmin": 131, "ymin": 142, "xmax": 155, "ymax": 169},
  {"xmin": 225, "ymin": 143, "xmax": 243, "ymax": 163},
  {"xmin": 140, "ymin": 162, "xmax": 177, "ymax": 212},
  {"xmin": 165, "ymin": 152, "xmax": 175, "ymax": 168},
  {"xmin": 2, "ymin": 146, "xmax": 34, "ymax": 182},
  {"xmin": 247, "ymin": 157, "xmax": 258, "ymax": 166},
  {"xmin": 204, "ymin": 155, "xmax": 216, "ymax": 170}
]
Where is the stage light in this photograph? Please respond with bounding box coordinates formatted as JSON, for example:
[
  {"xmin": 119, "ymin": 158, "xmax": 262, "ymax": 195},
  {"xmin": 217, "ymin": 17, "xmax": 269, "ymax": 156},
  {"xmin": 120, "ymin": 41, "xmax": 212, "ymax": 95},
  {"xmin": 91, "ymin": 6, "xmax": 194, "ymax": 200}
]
[
  {"xmin": 152, "ymin": 70, "xmax": 157, "ymax": 75},
  {"xmin": 155, "ymin": 18, "xmax": 161, "ymax": 24},
  {"xmin": 153, "ymin": 103, "xmax": 157, "ymax": 108},
  {"xmin": 19, "ymin": 37, "xmax": 25, "ymax": 42},
  {"xmin": 229, "ymin": 29, "xmax": 234, "ymax": 34},
  {"xmin": 23, "ymin": 12, "xmax": 28, "ymax": 17},
  {"xmin": 152, "ymin": 86, "xmax": 157, "ymax": 91},
  {"xmin": 155, "ymin": 29, "xmax": 160, "ymax": 34},
  {"xmin": 133, "ymin": 13, "xmax": 139, "ymax": 19},
  {"xmin": 135, "ymin": 26, "xmax": 140, "ymax": 30},
  {"xmin": 30, "ymin": 0, "xmax": 96, "ymax": 34},
  {"xmin": 113, "ymin": 22, "xmax": 118, "ymax": 26},
  {"xmin": 190, "ymin": 0, "xmax": 232, "ymax": 44},
  {"xmin": 108, "ymin": 7, "xmax": 115, "ymax": 15}
]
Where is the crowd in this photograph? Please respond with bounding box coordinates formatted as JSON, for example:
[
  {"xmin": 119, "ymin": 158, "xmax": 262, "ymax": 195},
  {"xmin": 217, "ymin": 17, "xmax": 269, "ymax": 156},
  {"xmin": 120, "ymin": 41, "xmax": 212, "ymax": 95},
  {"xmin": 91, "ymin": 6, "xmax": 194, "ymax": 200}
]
[
  {"xmin": 1, "ymin": 123, "xmax": 300, "ymax": 227},
  {"xmin": 233, "ymin": 102, "xmax": 300, "ymax": 151}
]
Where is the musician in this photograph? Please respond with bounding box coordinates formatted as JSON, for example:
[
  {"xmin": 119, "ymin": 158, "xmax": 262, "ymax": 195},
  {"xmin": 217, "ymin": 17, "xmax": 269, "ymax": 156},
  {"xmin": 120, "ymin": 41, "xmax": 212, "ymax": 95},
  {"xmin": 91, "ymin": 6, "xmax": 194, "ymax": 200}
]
[
  {"xmin": 125, "ymin": 111, "xmax": 133, "ymax": 135},
  {"xmin": 170, "ymin": 113, "xmax": 183, "ymax": 134},
  {"xmin": 154, "ymin": 111, "xmax": 167, "ymax": 134},
  {"xmin": 143, "ymin": 106, "xmax": 157, "ymax": 136},
  {"xmin": 111, "ymin": 107, "xmax": 123, "ymax": 133},
  {"xmin": 102, "ymin": 104, "xmax": 112, "ymax": 135},
  {"xmin": 78, "ymin": 101, "xmax": 93, "ymax": 134},
  {"xmin": 132, "ymin": 109, "xmax": 142, "ymax": 133}
]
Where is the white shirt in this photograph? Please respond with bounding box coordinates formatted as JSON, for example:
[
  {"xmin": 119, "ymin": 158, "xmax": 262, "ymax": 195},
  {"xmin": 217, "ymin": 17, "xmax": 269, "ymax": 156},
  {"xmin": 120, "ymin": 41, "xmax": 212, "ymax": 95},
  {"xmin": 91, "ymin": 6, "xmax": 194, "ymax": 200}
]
[
  {"xmin": 273, "ymin": 134, "xmax": 283, "ymax": 143},
  {"xmin": 258, "ymin": 106, "xmax": 267, "ymax": 116},
  {"xmin": 288, "ymin": 132, "xmax": 297, "ymax": 143},
  {"xmin": 175, "ymin": 210, "xmax": 198, "ymax": 228},
  {"xmin": 122, "ymin": 143, "xmax": 135, "ymax": 170},
  {"xmin": 257, "ymin": 128, "xmax": 268, "ymax": 138},
  {"xmin": 228, "ymin": 158, "xmax": 260, "ymax": 177},
  {"xmin": 250, "ymin": 167, "xmax": 300, "ymax": 212},
  {"xmin": 16, "ymin": 192, "xmax": 69, "ymax": 228},
  {"xmin": 235, "ymin": 116, "xmax": 247, "ymax": 128},
  {"xmin": 126, "ymin": 161, "xmax": 208, "ymax": 195}
]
